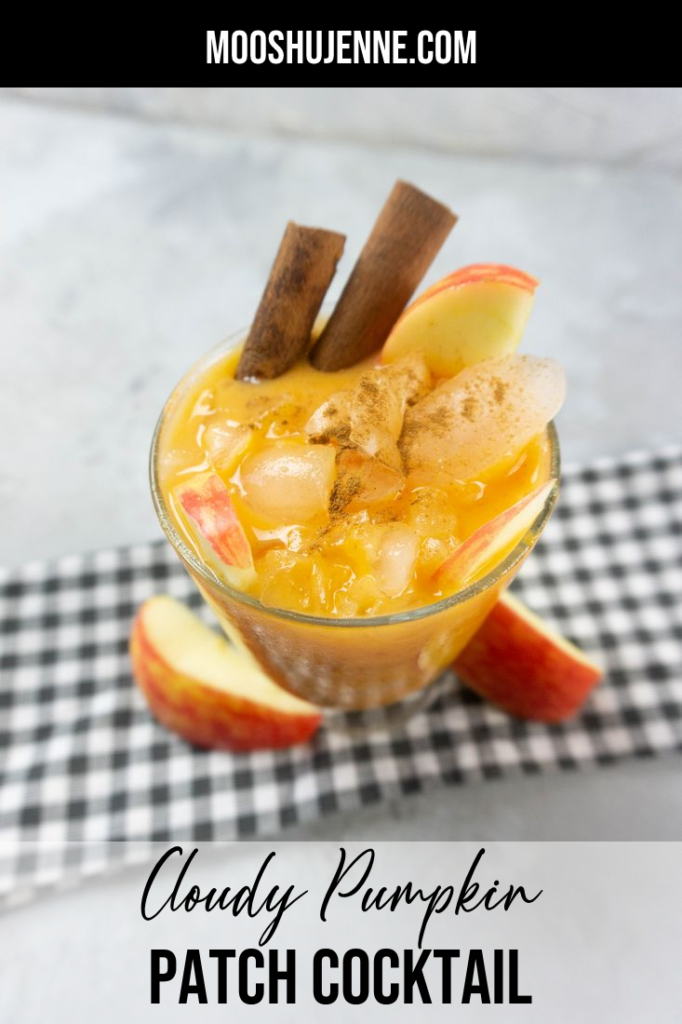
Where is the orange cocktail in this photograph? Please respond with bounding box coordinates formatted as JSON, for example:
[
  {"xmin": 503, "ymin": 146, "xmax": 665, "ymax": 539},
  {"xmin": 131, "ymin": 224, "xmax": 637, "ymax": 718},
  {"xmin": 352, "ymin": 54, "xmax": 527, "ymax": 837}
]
[
  {"xmin": 152, "ymin": 318, "xmax": 561, "ymax": 711},
  {"xmin": 150, "ymin": 182, "xmax": 567, "ymax": 719}
]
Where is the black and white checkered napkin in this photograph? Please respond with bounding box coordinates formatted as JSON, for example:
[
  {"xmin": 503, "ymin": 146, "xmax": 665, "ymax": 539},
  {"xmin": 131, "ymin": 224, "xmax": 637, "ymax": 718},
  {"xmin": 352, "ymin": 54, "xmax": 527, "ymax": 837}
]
[{"xmin": 1, "ymin": 446, "xmax": 681, "ymax": 902}]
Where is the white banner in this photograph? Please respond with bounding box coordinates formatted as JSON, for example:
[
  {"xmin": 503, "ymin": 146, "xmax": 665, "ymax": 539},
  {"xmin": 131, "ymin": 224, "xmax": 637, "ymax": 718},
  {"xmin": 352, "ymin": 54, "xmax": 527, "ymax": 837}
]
[{"xmin": 0, "ymin": 841, "xmax": 679, "ymax": 1022}]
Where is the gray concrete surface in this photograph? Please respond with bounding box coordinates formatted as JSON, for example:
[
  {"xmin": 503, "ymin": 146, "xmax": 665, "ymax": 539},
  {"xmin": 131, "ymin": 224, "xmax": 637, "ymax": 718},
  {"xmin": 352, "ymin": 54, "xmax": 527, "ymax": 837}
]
[{"xmin": 6, "ymin": 87, "xmax": 682, "ymax": 168}]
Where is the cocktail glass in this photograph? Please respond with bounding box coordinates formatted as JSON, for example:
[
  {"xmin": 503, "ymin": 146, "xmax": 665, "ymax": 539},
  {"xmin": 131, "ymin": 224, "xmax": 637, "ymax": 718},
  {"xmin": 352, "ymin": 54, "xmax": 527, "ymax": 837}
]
[{"xmin": 151, "ymin": 330, "xmax": 560, "ymax": 729}]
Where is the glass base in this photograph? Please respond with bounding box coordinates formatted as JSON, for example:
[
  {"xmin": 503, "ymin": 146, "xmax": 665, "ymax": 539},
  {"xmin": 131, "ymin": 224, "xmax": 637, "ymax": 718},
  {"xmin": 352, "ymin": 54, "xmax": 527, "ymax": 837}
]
[{"xmin": 321, "ymin": 672, "xmax": 452, "ymax": 737}]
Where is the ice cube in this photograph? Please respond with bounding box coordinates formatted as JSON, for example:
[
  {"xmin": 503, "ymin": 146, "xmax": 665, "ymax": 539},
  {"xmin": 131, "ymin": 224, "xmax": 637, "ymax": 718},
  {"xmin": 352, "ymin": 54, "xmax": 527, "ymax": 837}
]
[
  {"xmin": 401, "ymin": 355, "xmax": 565, "ymax": 484},
  {"xmin": 240, "ymin": 442, "xmax": 337, "ymax": 524},
  {"xmin": 382, "ymin": 352, "xmax": 432, "ymax": 406},
  {"xmin": 332, "ymin": 449, "xmax": 404, "ymax": 514},
  {"xmin": 349, "ymin": 355, "xmax": 430, "ymax": 468},
  {"xmin": 259, "ymin": 549, "xmax": 313, "ymax": 612},
  {"xmin": 407, "ymin": 487, "xmax": 461, "ymax": 574},
  {"xmin": 158, "ymin": 447, "xmax": 209, "ymax": 485},
  {"xmin": 349, "ymin": 370, "xmax": 403, "ymax": 469},
  {"xmin": 202, "ymin": 416, "xmax": 253, "ymax": 474},
  {"xmin": 374, "ymin": 524, "xmax": 419, "ymax": 598},
  {"xmin": 305, "ymin": 355, "xmax": 431, "ymax": 471},
  {"xmin": 305, "ymin": 390, "xmax": 352, "ymax": 444},
  {"xmin": 334, "ymin": 575, "xmax": 382, "ymax": 617}
]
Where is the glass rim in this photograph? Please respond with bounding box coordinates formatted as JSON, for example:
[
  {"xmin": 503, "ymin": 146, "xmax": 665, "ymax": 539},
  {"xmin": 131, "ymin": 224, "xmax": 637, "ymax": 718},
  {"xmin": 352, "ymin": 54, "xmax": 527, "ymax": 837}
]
[{"xmin": 150, "ymin": 329, "xmax": 560, "ymax": 629}]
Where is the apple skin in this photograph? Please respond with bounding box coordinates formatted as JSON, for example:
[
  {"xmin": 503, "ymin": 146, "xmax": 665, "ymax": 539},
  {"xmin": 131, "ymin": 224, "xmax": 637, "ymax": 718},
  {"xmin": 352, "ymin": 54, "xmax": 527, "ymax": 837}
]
[
  {"xmin": 173, "ymin": 471, "xmax": 256, "ymax": 588},
  {"xmin": 453, "ymin": 591, "xmax": 603, "ymax": 722},
  {"xmin": 413, "ymin": 264, "xmax": 539, "ymax": 298},
  {"xmin": 130, "ymin": 596, "xmax": 321, "ymax": 751},
  {"xmin": 381, "ymin": 263, "xmax": 539, "ymax": 377},
  {"xmin": 433, "ymin": 480, "xmax": 556, "ymax": 589}
]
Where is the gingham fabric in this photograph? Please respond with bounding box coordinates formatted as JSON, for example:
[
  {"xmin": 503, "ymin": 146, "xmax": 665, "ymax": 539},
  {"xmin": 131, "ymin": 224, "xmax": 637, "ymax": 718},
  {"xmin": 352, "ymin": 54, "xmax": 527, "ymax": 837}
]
[{"xmin": 1, "ymin": 446, "xmax": 681, "ymax": 903}]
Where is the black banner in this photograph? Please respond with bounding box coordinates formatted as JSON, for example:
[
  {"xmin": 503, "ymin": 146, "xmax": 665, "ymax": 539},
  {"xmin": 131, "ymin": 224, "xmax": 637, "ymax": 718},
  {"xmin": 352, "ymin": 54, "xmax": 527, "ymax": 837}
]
[{"xmin": 2, "ymin": 18, "xmax": 676, "ymax": 84}]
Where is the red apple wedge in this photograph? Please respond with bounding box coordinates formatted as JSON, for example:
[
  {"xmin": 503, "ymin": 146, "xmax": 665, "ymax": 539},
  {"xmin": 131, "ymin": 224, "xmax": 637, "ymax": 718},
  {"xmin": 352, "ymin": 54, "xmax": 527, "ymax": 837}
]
[
  {"xmin": 173, "ymin": 471, "xmax": 256, "ymax": 589},
  {"xmin": 130, "ymin": 596, "xmax": 321, "ymax": 751},
  {"xmin": 433, "ymin": 480, "xmax": 556, "ymax": 590},
  {"xmin": 381, "ymin": 263, "xmax": 539, "ymax": 377},
  {"xmin": 453, "ymin": 591, "xmax": 603, "ymax": 722}
]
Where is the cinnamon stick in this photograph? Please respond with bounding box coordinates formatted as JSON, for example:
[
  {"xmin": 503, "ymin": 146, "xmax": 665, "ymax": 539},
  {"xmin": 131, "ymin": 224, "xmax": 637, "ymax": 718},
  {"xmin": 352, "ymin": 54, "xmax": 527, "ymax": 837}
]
[
  {"xmin": 236, "ymin": 222, "xmax": 346, "ymax": 380},
  {"xmin": 309, "ymin": 181, "xmax": 457, "ymax": 372}
]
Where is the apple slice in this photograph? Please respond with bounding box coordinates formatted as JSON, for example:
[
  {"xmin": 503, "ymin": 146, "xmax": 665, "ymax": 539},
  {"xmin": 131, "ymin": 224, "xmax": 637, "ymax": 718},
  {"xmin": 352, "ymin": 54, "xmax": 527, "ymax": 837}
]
[
  {"xmin": 130, "ymin": 596, "xmax": 321, "ymax": 751},
  {"xmin": 381, "ymin": 263, "xmax": 539, "ymax": 377},
  {"xmin": 453, "ymin": 591, "xmax": 603, "ymax": 722},
  {"xmin": 173, "ymin": 471, "xmax": 255, "ymax": 589},
  {"xmin": 433, "ymin": 480, "xmax": 556, "ymax": 590}
]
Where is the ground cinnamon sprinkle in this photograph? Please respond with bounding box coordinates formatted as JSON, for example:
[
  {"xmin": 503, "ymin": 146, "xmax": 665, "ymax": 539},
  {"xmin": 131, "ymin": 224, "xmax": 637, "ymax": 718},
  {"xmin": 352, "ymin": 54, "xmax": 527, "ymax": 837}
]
[
  {"xmin": 461, "ymin": 396, "xmax": 477, "ymax": 422},
  {"xmin": 402, "ymin": 402, "xmax": 453, "ymax": 439},
  {"xmin": 354, "ymin": 375, "xmax": 393, "ymax": 432},
  {"xmin": 493, "ymin": 378, "xmax": 508, "ymax": 404},
  {"xmin": 358, "ymin": 376, "xmax": 380, "ymax": 398},
  {"xmin": 397, "ymin": 424, "xmax": 414, "ymax": 463},
  {"xmin": 398, "ymin": 396, "xmax": 455, "ymax": 473},
  {"xmin": 245, "ymin": 393, "xmax": 274, "ymax": 411},
  {"xmin": 330, "ymin": 473, "xmax": 362, "ymax": 515},
  {"xmin": 308, "ymin": 403, "xmax": 351, "ymax": 445},
  {"xmin": 318, "ymin": 422, "xmax": 351, "ymax": 445},
  {"xmin": 427, "ymin": 404, "xmax": 453, "ymax": 431}
]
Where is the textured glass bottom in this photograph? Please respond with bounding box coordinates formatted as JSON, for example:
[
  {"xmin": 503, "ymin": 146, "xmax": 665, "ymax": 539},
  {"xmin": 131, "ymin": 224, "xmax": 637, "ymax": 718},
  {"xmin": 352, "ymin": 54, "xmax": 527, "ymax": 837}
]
[{"xmin": 321, "ymin": 672, "xmax": 452, "ymax": 736}]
